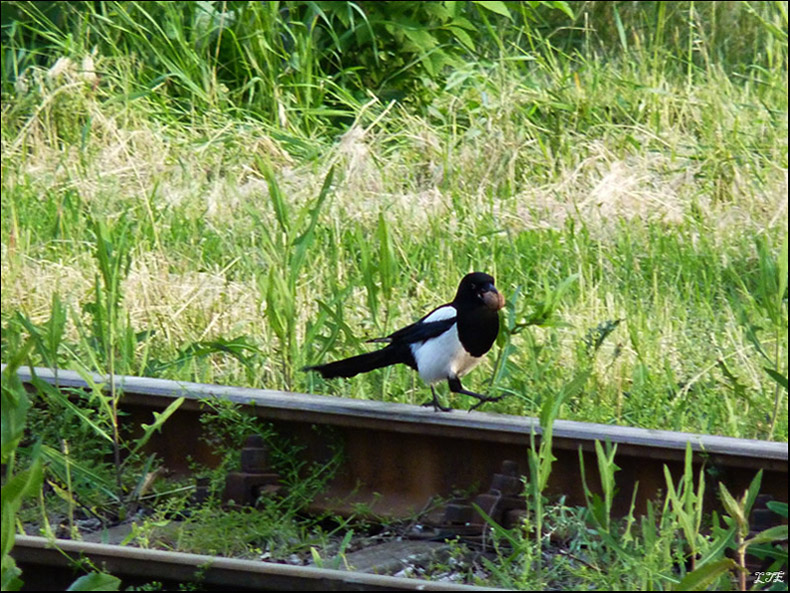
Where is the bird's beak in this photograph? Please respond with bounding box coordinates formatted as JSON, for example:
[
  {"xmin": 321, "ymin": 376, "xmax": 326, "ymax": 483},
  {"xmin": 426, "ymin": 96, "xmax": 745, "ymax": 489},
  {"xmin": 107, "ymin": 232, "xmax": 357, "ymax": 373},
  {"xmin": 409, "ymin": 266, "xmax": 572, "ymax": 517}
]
[{"xmin": 481, "ymin": 288, "xmax": 505, "ymax": 311}]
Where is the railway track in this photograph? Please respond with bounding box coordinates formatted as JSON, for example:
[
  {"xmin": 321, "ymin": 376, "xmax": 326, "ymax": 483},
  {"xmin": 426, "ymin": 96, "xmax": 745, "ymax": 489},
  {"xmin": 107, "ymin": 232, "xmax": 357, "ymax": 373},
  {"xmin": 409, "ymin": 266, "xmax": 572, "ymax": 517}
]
[
  {"xmin": 7, "ymin": 366, "xmax": 789, "ymax": 589},
  {"xmin": 13, "ymin": 535, "xmax": 493, "ymax": 591}
]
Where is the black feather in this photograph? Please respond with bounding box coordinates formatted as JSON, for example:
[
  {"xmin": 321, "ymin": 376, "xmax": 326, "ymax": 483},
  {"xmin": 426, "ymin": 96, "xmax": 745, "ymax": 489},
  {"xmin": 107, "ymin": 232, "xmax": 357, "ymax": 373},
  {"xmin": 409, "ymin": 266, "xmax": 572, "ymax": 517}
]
[
  {"xmin": 304, "ymin": 343, "xmax": 414, "ymax": 379},
  {"xmin": 366, "ymin": 316, "xmax": 456, "ymax": 345},
  {"xmin": 304, "ymin": 272, "xmax": 505, "ymax": 412}
]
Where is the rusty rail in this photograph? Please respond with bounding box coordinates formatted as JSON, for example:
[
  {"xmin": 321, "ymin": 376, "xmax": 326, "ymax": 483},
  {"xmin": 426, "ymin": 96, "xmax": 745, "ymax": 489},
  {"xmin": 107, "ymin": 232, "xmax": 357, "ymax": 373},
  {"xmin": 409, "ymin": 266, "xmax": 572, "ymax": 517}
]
[
  {"xmin": 9, "ymin": 366, "xmax": 789, "ymax": 520},
  {"xmin": 6, "ymin": 366, "xmax": 788, "ymax": 589},
  {"xmin": 13, "ymin": 535, "xmax": 496, "ymax": 591}
]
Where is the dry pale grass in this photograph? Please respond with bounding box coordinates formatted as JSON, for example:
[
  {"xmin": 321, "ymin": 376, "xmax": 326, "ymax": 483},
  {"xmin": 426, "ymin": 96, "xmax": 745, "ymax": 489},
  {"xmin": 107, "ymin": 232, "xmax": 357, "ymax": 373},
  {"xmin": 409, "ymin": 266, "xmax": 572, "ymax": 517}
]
[
  {"xmin": 2, "ymin": 56, "xmax": 786, "ymax": 424},
  {"xmin": 123, "ymin": 253, "xmax": 259, "ymax": 343},
  {"xmin": 3, "ymin": 101, "xmax": 786, "ymax": 340}
]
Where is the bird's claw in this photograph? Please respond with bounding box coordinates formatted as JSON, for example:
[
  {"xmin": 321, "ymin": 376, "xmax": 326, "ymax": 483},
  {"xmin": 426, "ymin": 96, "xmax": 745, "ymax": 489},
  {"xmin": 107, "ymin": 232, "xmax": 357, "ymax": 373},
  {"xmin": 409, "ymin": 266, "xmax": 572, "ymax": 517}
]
[
  {"xmin": 421, "ymin": 399, "xmax": 452, "ymax": 412},
  {"xmin": 467, "ymin": 394, "xmax": 505, "ymax": 412}
]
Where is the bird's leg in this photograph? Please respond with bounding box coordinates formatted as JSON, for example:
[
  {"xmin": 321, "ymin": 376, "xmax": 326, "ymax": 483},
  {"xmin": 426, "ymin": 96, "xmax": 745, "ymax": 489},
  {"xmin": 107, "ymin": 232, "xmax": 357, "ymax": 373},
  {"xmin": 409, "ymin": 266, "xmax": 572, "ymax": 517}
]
[
  {"xmin": 421, "ymin": 385, "xmax": 452, "ymax": 412},
  {"xmin": 448, "ymin": 378, "xmax": 504, "ymax": 411}
]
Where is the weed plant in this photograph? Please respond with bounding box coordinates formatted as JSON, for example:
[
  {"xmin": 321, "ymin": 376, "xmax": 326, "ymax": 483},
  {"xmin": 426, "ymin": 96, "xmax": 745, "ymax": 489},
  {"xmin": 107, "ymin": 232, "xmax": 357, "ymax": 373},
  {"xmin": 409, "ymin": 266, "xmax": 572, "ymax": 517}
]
[
  {"xmin": 2, "ymin": 1, "xmax": 786, "ymax": 440},
  {"xmin": 160, "ymin": 396, "xmax": 350, "ymax": 561},
  {"xmin": 0, "ymin": 3, "xmax": 787, "ymax": 586},
  {"xmin": 473, "ymin": 377, "xmax": 788, "ymax": 591}
]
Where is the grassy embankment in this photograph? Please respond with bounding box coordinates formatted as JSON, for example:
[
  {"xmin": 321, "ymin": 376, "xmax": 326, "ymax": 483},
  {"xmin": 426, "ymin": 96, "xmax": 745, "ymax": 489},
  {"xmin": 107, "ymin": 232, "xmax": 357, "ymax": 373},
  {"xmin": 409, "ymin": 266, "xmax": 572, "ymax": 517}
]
[{"xmin": 2, "ymin": 1, "xmax": 787, "ymax": 440}]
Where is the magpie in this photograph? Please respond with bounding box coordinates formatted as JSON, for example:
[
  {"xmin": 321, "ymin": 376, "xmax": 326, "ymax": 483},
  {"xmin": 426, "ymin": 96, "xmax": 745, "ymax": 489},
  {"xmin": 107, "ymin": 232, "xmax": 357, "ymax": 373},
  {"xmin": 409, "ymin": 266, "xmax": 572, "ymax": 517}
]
[{"xmin": 305, "ymin": 272, "xmax": 505, "ymax": 412}]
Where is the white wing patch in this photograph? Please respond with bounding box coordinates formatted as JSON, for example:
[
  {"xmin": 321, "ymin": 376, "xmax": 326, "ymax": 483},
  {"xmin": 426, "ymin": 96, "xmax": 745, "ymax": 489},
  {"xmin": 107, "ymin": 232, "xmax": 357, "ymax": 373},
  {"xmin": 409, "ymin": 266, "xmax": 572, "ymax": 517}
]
[{"xmin": 422, "ymin": 305, "xmax": 457, "ymax": 324}]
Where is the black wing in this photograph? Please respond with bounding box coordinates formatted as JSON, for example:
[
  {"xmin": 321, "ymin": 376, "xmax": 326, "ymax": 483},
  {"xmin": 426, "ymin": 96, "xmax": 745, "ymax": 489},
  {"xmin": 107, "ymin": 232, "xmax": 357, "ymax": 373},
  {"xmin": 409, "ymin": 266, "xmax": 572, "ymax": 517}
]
[{"xmin": 367, "ymin": 305, "xmax": 457, "ymax": 346}]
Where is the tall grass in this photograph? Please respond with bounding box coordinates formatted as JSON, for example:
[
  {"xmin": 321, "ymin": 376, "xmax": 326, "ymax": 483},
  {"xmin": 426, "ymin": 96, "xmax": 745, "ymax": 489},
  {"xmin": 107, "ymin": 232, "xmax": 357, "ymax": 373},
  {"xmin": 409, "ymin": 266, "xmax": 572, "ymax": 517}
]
[{"xmin": 1, "ymin": 1, "xmax": 787, "ymax": 439}]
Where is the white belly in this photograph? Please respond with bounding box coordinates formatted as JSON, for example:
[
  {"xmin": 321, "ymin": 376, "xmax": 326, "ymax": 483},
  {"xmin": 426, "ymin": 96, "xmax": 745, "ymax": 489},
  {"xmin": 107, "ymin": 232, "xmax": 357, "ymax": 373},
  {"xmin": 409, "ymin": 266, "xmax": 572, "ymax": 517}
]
[{"xmin": 410, "ymin": 324, "xmax": 482, "ymax": 385}]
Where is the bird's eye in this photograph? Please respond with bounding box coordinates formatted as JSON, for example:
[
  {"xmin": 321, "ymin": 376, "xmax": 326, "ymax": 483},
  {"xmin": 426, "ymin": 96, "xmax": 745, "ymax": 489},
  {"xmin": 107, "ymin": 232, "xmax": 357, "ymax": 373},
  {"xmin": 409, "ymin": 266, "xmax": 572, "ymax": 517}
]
[{"xmin": 469, "ymin": 282, "xmax": 476, "ymax": 291}]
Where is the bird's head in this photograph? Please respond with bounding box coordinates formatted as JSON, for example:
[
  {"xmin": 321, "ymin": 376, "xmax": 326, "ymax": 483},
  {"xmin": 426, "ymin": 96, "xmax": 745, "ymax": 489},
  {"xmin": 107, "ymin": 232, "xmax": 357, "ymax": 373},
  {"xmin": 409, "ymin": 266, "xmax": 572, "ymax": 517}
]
[{"xmin": 455, "ymin": 272, "xmax": 505, "ymax": 311}]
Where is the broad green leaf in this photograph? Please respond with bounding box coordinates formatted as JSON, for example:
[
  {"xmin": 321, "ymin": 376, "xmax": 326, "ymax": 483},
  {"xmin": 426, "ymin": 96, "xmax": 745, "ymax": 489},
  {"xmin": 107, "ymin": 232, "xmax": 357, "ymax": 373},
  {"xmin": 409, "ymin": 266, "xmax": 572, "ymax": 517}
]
[
  {"xmin": 764, "ymin": 368, "xmax": 788, "ymax": 391},
  {"xmin": 696, "ymin": 523, "xmax": 735, "ymax": 568},
  {"xmin": 747, "ymin": 542, "xmax": 788, "ymax": 564},
  {"xmin": 743, "ymin": 470, "xmax": 763, "ymax": 516},
  {"xmin": 744, "ymin": 525, "xmax": 788, "ymax": 547},
  {"xmin": 1, "ymin": 554, "xmax": 23, "ymax": 591},
  {"xmin": 449, "ymin": 26, "xmax": 475, "ymax": 52},
  {"xmin": 403, "ymin": 28, "xmax": 439, "ymax": 51},
  {"xmin": 539, "ymin": 369, "xmax": 588, "ymax": 431},
  {"xmin": 1, "ymin": 341, "xmax": 34, "ymax": 462},
  {"xmin": 1, "ymin": 456, "xmax": 43, "ymax": 559},
  {"xmin": 718, "ymin": 482, "xmax": 745, "ymax": 526},
  {"xmin": 67, "ymin": 572, "xmax": 121, "ymax": 591},
  {"xmin": 449, "ymin": 16, "xmax": 476, "ymax": 30},
  {"xmin": 766, "ymin": 500, "xmax": 788, "ymax": 518},
  {"xmin": 473, "ymin": 1, "xmax": 512, "ymax": 19},
  {"xmin": 675, "ymin": 558, "xmax": 737, "ymax": 591},
  {"xmin": 545, "ymin": 1, "xmax": 574, "ymax": 19}
]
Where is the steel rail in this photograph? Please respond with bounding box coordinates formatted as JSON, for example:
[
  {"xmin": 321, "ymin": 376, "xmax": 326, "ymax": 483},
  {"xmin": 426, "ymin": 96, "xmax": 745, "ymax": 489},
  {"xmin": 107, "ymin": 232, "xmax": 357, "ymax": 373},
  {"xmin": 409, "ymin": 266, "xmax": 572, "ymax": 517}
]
[
  {"xmin": 6, "ymin": 366, "xmax": 788, "ymax": 589},
  {"xmin": 8, "ymin": 366, "xmax": 789, "ymax": 518},
  {"xmin": 12, "ymin": 366, "xmax": 788, "ymax": 461},
  {"xmin": 13, "ymin": 535, "xmax": 499, "ymax": 591}
]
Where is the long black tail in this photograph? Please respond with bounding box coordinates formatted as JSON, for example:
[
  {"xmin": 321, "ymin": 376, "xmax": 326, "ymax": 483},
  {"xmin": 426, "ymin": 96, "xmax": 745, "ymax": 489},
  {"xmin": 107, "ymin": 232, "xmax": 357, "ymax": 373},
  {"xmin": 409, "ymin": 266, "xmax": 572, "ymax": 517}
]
[{"xmin": 305, "ymin": 345, "xmax": 409, "ymax": 379}]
